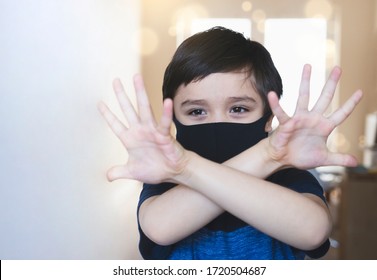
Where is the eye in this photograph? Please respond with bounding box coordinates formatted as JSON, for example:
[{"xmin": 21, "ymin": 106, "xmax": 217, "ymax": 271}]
[
  {"xmin": 230, "ymin": 106, "xmax": 249, "ymax": 114},
  {"xmin": 188, "ymin": 109, "xmax": 207, "ymax": 116}
]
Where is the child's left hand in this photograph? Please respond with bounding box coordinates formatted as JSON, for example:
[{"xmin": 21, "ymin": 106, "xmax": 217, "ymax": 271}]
[{"xmin": 267, "ymin": 64, "xmax": 363, "ymax": 170}]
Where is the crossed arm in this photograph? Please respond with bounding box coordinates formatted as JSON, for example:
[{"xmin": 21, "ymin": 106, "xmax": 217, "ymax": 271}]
[{"xmin": 98, "ymin": 65, "xmax": 363, "ymax": 250}]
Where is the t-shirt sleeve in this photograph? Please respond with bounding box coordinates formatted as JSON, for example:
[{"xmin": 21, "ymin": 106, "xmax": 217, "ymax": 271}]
[
  {"xmin": 267, "ymin": 168, "xmax": 330, "ymax": 259},
  {"xmin": 267, "ymin": 168, "xmax": 326, "ymax": 201},
  {"xmin": 138, "ymin": 182, "xmax": 177, "ymax": 207},
  {"xmin": 137, "ymin": 182, "xmax": 177, "ymax": 260}
]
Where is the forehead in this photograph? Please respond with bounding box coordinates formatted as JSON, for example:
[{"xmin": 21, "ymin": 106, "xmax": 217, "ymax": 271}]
[{"xmin": 174, "ymin": 72, "xmax": 261, "ymax": 102}]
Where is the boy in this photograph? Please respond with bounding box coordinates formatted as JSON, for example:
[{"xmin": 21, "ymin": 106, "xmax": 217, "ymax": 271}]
[{"xmin": 98, "ymin": 27, "xmax": 362, "ymax": 259}]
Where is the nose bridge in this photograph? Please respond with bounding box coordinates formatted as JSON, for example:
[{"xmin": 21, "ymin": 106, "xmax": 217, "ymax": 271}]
[
  {"xmin": 212, "ymin": 109, "xmax": 228, "ymax": 123},
  {"xmin": 207, "ymin": 94, "xmax": 228, "ymax": 123}
]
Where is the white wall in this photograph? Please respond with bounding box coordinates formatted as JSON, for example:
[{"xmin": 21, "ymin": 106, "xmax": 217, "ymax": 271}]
[{"xmin": 0, "ymin": 0, "xmax": 142, "ymax": 259}]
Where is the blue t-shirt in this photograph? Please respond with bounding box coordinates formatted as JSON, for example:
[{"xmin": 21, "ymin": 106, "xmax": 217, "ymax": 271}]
[{"xmin": 137, "ymin": 168, "xmax": 330, "ymax": 260}]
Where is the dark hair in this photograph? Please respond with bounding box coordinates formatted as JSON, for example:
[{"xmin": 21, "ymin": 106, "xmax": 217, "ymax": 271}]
[{"xmin": 162, "ymin": 26, "xmax": 283, "ymax": 117}]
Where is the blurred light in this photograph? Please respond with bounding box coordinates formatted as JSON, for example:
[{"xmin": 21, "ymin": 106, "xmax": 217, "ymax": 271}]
[
  {"xmin": 359, "ymin": 135, "xmax": 365, "ymax": 148},
  {"xmin": 172, "ymin": 4, "xmax": 209, "ymax": 46},
  {"xmin": 265, "ymin": 18, "xmax": 327, "ymax": 128},
  {"xmin": 305, "ymin": 0, "xmax": 333, "ymax": 19},
  {"xmin": 336, "ymin": 133, "xmax": 351, "ymax": 152},
  {"xmin": 257, "ymin": 21, "xmax": 265, "ymax": 33},
  {"xmin": 172, "ymin": 4, "xmax": 209, "ymax": 26},
  {"xmin": 326, "ymin": 39, "xmax": 336, "ymax": 57},
  {"xmin": 191, "ymin": 18, "xmax": 251, "ymax": 37},
  {"xmin": 252, "ymin": 9, "xmax": 266, "ymax": 23},
  {"xmin": 241, "ymin": 1, "xmax": 253, "ymax": 12},
  {"xmin": 296, "ymin": 33, "xmax": 326, "ymax": 61},
  {"xmin": 168, "ymin": 25, "xmax": 177, "ymax": 37},
  {"xmin": 326, "ymin": 38, "xmax": 336, "ymax": 65},
  {"xmin": 138, "ymin": 27, "xmax": 159, "ymax": 56}
]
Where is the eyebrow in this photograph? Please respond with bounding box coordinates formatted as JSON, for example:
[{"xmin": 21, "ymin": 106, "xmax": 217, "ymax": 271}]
[
  {"xmin": 227, "ymin": 96, "xmax": 257, "ymax": 103},
  {"xmin": 180, "ymin": 96, "xmax": 257, "ymax": 108},
  {"xmin": 180, "ymin": 99, "xmax": 208, "ymax": 108}
]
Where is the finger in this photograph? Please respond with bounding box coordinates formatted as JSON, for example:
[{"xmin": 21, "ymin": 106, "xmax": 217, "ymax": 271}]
[
  {"xmin": 133, "ymin": 74, "xmax": 156, "ymax": 126},
  {"xmin": 97, "ymin": 101, "xmax": 128, "ymax": 142},
  {"xmin": 295, "ymin": 64, "xmax": 311, "ymax": 113},
  {"xmin": 107, "ymin": 165, "xmax": 132, "ymax": 182},
  {"xmin": 329, "ymin": 90, "xmax": 363, "ymax": 126},
  {"xmin": 312, "ymin": 66, "xmax": 342, "ymax": 113},
  {"xmin": 158, "ymin": 98, "xmax": 173, "ymax": 136},
  {"xmin": 267, "ymin": 91, "xmax": 290, "ymax": 124},
  {"xmin": 113, "ymin": 78, "xmax": 139, "ymax": 124},
  {"xmin": 323, "ymin": 152, "xmax": 358, "ymax": 167}
]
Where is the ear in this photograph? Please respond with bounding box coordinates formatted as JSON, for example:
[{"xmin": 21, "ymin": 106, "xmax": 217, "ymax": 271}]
[{"xmin": 264, "ymin": 115, "xmax": 274, "ymax": 133}]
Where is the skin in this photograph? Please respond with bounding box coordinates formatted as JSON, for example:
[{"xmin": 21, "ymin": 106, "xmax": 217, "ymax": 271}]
[
  {"xmin": 98, "ymin": 64, "xmax": 363, "ymax": 251},
  {"xmin": 173, "ymin": 71, "xmax": 266, "ymax": 125}
]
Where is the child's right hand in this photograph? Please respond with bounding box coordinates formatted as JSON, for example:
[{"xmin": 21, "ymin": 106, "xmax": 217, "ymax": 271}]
[{"xmin": 98, "ymin": 75, "xmax": 188, "ymax": 184}]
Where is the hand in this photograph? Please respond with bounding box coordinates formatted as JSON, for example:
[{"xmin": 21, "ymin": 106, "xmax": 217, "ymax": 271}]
[
  {"xmin": 267, "ymin": 64, "xmax": 363, "ymax": 169},
  {"xmin": 98, "ymin": 75, "xmax": 187, "ymax": 183}
]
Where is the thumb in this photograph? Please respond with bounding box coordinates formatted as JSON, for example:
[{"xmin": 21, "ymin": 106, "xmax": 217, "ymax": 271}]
[
  {"xmin": 107, "ymin": 165, "xmax": 132, "ymax": 182},
  {"xmin": 325, "ymin": 153, "xmax": 358, "ymax": 167}
]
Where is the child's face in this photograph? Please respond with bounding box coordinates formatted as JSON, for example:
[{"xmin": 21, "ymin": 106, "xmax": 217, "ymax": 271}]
[{"xmin": 173, "ymin": 72, "xmax": 266, "ymax": 126}]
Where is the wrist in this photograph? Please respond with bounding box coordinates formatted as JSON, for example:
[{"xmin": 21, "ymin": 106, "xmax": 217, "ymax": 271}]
[
  {"xmin": 171, "ymin": 150, "xmax": 197, "ymax": 185},
  {"xmin": 224, "ymin": 138, "xmax": 285, "ymax": 178},
  {"xmin": 259, "ymin": 138, "xmax": 287, "ymax": 174}
]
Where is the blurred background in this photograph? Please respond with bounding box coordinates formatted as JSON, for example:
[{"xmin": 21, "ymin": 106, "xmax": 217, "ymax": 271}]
[{"xmin": 0, "ymin": 0, "xmax": 376, "ymax": 259}]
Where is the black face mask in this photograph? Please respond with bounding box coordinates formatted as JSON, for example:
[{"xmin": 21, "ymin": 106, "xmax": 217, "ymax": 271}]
[{"xmin": 174, "ymin": 115, "xmax": 270, "ymax": 163}]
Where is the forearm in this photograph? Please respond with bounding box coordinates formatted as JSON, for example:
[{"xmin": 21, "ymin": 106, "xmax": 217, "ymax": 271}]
[
  {"xmin": 224, "ymin": 138, "xmax": 283, "ymax": 177},
  {"xmin": 175, "ymin": 151, "xmax": 331, "ymax": 250},
  {"xmin": 139, "ymin": 138, "xmax": 283, "ymax": 246},
  {"xmin": 139, "ymin": 185, "xmax": 222, "ymax": 246}
]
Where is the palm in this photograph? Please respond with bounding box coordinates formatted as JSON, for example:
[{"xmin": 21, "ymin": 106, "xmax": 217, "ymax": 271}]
[
  {"xmin": 98, "ymin": 75, "xmax": 185, "ymax": 183},
  {"xmin": 267, "ymin": 65, "xmax": 363, "ymax": 169},
  {"xmin": 117, "ymin": 124, "xmax": 177, "ymax": 181}
]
